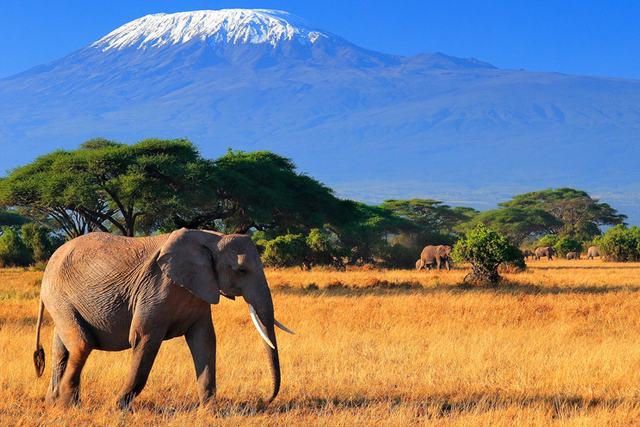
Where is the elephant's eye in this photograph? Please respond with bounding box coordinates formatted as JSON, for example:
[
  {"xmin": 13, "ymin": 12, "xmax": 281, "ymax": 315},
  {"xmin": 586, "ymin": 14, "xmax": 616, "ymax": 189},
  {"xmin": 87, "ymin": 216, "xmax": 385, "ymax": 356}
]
[{"xmin": 236, "ymin": 266, "xmax": 248, "ymax": 275}]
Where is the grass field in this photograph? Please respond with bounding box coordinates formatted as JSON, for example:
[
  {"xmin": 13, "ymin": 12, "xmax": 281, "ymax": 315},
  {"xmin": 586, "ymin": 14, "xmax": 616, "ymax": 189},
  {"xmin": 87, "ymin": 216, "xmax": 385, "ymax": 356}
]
[{"xmin": 2, "ymin": 259, "xmax": 640, "ymax": 425}]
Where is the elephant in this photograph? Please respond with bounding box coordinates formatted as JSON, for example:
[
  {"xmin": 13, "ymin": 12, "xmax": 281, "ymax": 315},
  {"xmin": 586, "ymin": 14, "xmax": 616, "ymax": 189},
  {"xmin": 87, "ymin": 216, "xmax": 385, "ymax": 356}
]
[
  {"xmin": 33, "ymin": 228, "xmax": 293, "ymax": 410},
  {"xmin": 415, "ymin": 259, "xmax": 426, "ymax": 270},
  {"xmin": 566, "ymin": 252, "xmax": 580, "ymax": 260},
  {"xmin": 420, "ymin": 245, "xmax": 452, "ymax": 271},
  {"xmin": 535, "ymin": 246, "xmax": 557, "ymax": 260},
  {"xmin": 587, "ymin": 246, "xmax": 600, "ymax": 259},
  {"xmin": 522, "ymin": 249, "xmax": 535, "ymax": 260}
]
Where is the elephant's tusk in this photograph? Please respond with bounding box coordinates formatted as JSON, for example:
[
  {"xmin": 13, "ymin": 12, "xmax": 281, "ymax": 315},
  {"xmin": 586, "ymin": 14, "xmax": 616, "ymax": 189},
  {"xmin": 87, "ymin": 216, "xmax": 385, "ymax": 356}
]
[
  {"xmin": 248, "ymin": 304, "xmax": 275, "ymax": 349},
  {"xmin": 274, "ymin": 319, "xmax": 295, "ymax": 335}
]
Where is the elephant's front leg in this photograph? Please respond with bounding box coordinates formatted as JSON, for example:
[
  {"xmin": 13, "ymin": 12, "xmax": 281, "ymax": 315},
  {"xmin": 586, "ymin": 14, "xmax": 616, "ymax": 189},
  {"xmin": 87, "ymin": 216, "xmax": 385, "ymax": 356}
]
[
  {"xmin": 185, "ymin": 319, "xmax": 217, "ymax": 406},
  {"xmin": 117, "ymin": 328, "xmax": 164, "ymax": 410}
]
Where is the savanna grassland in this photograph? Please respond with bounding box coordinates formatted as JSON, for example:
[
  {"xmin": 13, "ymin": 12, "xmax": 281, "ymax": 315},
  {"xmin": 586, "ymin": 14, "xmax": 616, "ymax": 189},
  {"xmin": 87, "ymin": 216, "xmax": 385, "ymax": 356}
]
[{"xmin": 2, "ymin": 260, "xmax": 640, "ymax": 426}]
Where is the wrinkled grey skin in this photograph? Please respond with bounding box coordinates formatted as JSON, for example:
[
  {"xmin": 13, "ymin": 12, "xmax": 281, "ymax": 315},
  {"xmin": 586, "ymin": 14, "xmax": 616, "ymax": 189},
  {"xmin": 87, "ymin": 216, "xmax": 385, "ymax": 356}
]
[
  {"xmin": 566, "ymin": 252, "xmax": 580, "ymax": 260},
  {"xmin": 587, "ymin": 246, "xmax": 601, "ymax": 259},
  {"xmin": 420, "ymin": 245, "xmax": 453, "ymax": 271},
  {"xmin": 535, "ymin": 246, "xmax": 558, "ymax": 260},
  {"xmin": 33, "ymin": 228, "xmax": 281, "ymax": 410},
  {"xmin": 522, "ymin": 249, "xmax": 535, "ymax": 260},
  {"xmin": 415, "ymin": 259, "xmax": 426, "ymax": 270}
]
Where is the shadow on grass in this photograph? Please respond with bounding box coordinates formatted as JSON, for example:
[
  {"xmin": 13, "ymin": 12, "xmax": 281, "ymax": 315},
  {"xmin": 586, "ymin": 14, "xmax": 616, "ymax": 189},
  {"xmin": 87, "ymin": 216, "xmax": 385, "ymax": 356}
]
[
  {"xmin": 133, "ymin": 393, "xmax": 640, "ymax": 419},
  {"xmin": 528, "ymin": 265, "xmax": 640, "ymax": 270},
  {"xmin": 274, "ymin": 279, "xmax": 640, "ymax": 297}
]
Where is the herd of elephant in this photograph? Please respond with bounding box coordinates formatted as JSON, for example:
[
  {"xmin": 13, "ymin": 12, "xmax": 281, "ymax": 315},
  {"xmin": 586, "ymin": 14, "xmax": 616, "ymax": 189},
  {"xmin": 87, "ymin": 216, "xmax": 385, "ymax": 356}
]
[
  {"xmin": 30, "ymin": 229, "xmax": 605, "ymax": 411},
  {"xmin": 521, "ymin": 246, "xmax": 601, "ymax": 261},
  {"xmin": 415, "ymin": 245, "xmax": 602, "ymax": 271}
]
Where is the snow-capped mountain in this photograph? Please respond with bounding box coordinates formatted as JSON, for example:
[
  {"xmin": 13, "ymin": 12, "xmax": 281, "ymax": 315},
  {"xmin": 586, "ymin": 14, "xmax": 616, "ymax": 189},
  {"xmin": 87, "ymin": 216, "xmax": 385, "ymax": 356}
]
[
  {"xmin": 92, "ymin": 9, "xmax": 333, "ymax": 51},
  {"xmin": 1, "ymin": 9, "xmax": 639, "ymax": 222}
]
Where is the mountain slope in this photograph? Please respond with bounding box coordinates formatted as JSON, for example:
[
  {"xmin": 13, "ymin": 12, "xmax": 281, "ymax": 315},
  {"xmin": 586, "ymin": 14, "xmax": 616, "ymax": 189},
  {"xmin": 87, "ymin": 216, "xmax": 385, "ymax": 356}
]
[{"xmin": 1, "ymin": 9, "xmax": 639, "ymax": 222}]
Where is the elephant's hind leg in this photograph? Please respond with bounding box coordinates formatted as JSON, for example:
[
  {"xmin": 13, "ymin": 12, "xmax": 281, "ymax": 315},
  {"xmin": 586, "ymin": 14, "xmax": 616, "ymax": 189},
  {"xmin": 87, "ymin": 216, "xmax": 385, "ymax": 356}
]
[
  {"xmin": 46, "ymin": 329, "xmax": 68, "ymax": 405},
  {"xmin": 46, "ymin": 327, "xmax": 94, "ymax": 407}
]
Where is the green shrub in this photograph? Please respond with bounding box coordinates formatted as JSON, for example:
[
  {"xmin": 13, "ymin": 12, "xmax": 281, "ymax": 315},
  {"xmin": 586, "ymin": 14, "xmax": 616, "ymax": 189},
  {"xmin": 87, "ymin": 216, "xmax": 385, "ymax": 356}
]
[
  {"xmin": 261, "ymin": 234, "xmax": 308, "ymax": 268},
  {"xmin": 452, "ymin": 223, "xmax": 523, "ymax": 283},
  {"xmin": 0, "ymin": 228, "xmax": 32, "ymax": 267},
  {"xmin": 379, "ymin": 243, "xmax": 417, "ymax": 269},
  {"xmin": 306, "ymin": 229, "xmax": 342, "ymax": 268},
  {"xmin": 535, "ymin": 235, "xmax": 558, "ymax": 249},
  {"xmin": 594, "ymin": 225, "xmax": 640, "ymax": 262},
  {"xmin": 554, "ymin": 237, "xmax": 582, "ymax": 258},
  {"xmin": 258, "ymin": 229, "xmax": 345, "ymax": 269},
  {"xmin": 21, "ymin": 223, "xmax": 59, "ymax": 263}
]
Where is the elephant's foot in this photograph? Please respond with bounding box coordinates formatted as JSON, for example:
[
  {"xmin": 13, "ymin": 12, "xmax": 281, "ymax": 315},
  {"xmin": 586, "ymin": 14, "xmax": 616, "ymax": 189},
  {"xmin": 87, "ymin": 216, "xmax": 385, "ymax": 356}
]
[
  {"xmin": 46, "ymin": 385, "xmax": 80, "ymax": 407},
  {"xmin": 116, "ymin": 391, "xmax": 138, "ymax": 411}
]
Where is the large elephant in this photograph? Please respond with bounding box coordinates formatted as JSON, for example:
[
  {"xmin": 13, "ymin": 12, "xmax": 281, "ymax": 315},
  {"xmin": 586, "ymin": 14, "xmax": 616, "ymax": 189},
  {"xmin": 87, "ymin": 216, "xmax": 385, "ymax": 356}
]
[
  {"xmin": 587, "ymin": 246, "xmax": 600, "ymax": 259},
  {"xmin": 33, "ymin": 228, "xmax": 293, "ymax": 409},
  {"xmin": 566, "ymin": 252, "xmax": 580, "ymax": 260},
  {"xmin": 535, "ymin": 246, "xmax": 557, "ymax": 260},
  {"xmin": 420, "ymin": 245, "xmax": 453, "ymax": 271}
]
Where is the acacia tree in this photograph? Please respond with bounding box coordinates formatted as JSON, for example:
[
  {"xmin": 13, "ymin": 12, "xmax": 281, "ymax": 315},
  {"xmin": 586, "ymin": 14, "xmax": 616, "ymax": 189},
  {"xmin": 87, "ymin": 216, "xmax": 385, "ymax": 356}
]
[
  {"xmin": 380, "ymin": 199, "xmax": 476, "ymax": 235},
  {"xmin": 465, "ymin": 206, "xmax": 562, "ymax": 246},
  {"xmin": 0, "ymin": 138, "xmax": 216, "ymax": 238},
  {"xmin": 0, "ymin": 208, "xmax": 28, "ymax": 231},
  {"xmin": 173, "ymin": 150, "xmax": 356, "ymax": 234},
  {"xmin": 330, "ymin": 202, "xmax": 415, "ymax": 265},
  {"xmin": 499, "ymin": 188, "xmax": 626, "ymax": 238}
]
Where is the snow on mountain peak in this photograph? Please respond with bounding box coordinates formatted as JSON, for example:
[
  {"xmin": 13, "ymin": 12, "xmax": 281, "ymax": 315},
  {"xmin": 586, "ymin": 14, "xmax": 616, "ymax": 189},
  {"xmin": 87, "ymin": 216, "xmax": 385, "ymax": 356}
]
[{"xmin": 92, "ymin": 9, "xmax": 332, "ymax": 52}]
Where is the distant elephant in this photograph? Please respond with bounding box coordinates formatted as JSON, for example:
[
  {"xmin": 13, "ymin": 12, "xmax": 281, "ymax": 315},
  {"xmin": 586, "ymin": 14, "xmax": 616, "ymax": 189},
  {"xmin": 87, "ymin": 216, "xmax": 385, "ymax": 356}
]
[
  {"xmin": 420, "ymin": 245, "xmax": 453, "ymax": 271},
  {"xmin": 522, "ymin": 249, "xmax": 535, "ymax": 260},
  {"xmin": 566, "ymin": 252, "xmax": 580, "ymax": 260},
  {"xmin": 587, "ymin": 246, "xmax": 600, "ymax": 259},
  {"xmin": 415, "ymin": 259, "xmax": 426, "ymax": 270},
  {"xmin": 33, "ymin": 229, "xmax": 293, "ymax": 410},
  {"xmin": 535, "ymin": 246, "xmax": 557, "ymax": 260}
]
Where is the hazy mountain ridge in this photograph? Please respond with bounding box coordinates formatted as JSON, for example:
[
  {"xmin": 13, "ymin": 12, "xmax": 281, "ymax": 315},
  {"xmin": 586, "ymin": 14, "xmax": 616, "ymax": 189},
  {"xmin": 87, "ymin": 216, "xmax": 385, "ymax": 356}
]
[{"xmin": 1, "ymin": 9, "xmax": 639, "ymax": 222}]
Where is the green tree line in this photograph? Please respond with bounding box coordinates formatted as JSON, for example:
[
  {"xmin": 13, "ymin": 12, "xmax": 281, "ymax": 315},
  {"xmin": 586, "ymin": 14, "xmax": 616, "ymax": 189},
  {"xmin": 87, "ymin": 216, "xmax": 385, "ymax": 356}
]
[{"xmin": 0, "ymin": 138, "xmax": 631, "ymax": 268}]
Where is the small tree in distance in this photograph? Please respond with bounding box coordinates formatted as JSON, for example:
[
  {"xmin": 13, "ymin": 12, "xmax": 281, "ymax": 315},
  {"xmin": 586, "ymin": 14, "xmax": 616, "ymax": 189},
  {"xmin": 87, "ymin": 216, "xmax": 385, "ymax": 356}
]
[
  {"xmin": 452, "ymin": 223, "xmax": 524, "ymax": 283},
  {"xmin": 0, "ymin": 227, "xmax": 31, "ymax": 267}
]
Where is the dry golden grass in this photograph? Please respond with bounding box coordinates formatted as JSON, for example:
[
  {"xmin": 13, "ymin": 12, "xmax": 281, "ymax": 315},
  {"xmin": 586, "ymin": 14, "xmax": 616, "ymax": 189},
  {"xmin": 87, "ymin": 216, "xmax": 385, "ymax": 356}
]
[{"xmin": 2, "ymin": 260, "xmax": 640, "ymax": 425}]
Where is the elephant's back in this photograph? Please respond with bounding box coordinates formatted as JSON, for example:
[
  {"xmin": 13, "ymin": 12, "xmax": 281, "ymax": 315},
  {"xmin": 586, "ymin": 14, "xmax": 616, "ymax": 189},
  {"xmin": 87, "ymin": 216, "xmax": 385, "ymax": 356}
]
[
  {"xmin": 44, "ymin": 233, "xmax": 169, "ymax": 286},
  {"xmin": 420, "ymin": 245, "xmax": 436, "ymax": 260},
  {"xmin": 41, "ymin": 233, "xmax": 170, "ymax": 308}
]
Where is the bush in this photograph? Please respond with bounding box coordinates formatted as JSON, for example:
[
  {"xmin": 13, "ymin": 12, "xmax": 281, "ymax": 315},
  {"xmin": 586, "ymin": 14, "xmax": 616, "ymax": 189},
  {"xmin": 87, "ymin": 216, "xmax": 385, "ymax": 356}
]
[
  {"xmin": 258, "ymin": 229, "xmax": 344, "ymax": 269},
  {"xmin": 378, "ymin": 243, "xmax": 417, "ymax": 269},
  {"xmin": 535, "ymin": 234, "xmax": 558, "ymax": 249},
  {"xmin": 0, "ymin": 228, "xmax": 32, "ymax": 267},
  {"xmin": 306, "ymin": 229, "xmax": 340, "ymax": 268},
  {"xmin": 21, "ymin": 223, "xmax": 60, "ymax": 263},
  {"xmin": 554, "ymin": 237, "xmax": 582, "ymax": 258},
  {"xmin": 261, "ymin": 234, "xmax": 308, "ymax": 268},
  {"xmin": 452, "ymin": 223, "xmax": 523, "ymax": 283},
  {"xmin": 594, "ymin": 225, "xmax": 640, "ymax": 262}
]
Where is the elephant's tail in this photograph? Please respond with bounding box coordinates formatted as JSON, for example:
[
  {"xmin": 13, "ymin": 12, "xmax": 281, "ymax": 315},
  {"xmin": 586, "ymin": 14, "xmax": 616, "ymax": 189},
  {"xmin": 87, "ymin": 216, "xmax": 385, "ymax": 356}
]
[{"xmin": 33, "ymin": 298, "xmax": 45, "ymax": 378}]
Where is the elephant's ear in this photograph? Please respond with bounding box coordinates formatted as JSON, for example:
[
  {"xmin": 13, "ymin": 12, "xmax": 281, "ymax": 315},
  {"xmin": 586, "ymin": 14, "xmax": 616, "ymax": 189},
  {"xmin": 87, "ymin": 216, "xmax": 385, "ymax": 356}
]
[{"xmin": 157, "ymin": 228, "xmax": 221, "ymax": 305}]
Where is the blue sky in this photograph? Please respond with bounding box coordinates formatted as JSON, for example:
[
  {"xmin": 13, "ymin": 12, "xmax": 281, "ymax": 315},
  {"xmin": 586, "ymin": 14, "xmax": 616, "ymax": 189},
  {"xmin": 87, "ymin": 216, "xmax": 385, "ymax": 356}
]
[{"xmin": 1, "ymin": 0, "xmax": 639, "ymax": 79}]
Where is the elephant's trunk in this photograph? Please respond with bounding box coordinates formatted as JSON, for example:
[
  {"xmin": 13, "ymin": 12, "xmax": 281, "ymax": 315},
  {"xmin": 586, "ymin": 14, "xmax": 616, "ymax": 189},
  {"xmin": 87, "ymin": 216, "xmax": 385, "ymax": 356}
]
[
  {"xmin": 245, "ymin": 287, "xmax": 281, "ymax": 403},
  {"xmin": 255, "ymin": 308, "xmax": 281, "ymax": 403}
]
